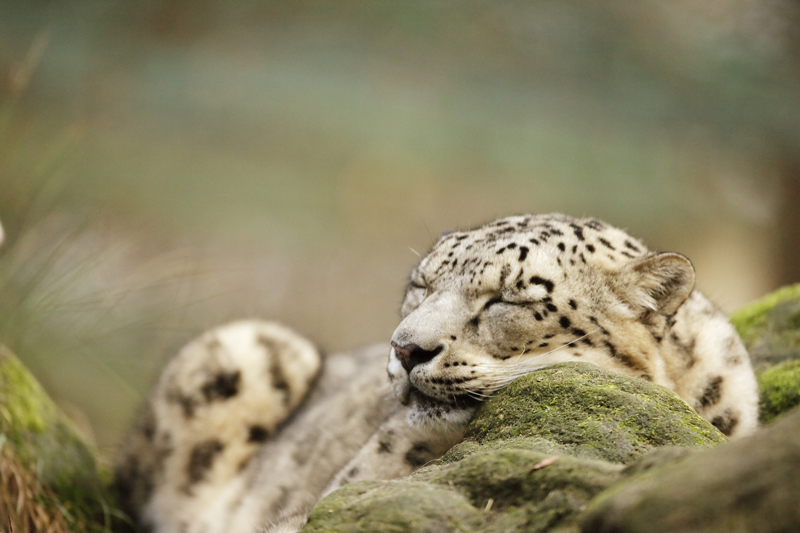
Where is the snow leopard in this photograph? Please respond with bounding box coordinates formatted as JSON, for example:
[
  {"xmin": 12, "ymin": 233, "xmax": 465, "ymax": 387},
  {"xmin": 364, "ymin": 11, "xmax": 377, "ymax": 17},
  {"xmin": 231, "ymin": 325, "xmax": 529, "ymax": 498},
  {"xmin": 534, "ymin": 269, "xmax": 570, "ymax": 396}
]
[{"xmin": 115, "ymin": 213, "xmax": 758, "ymax": 533}]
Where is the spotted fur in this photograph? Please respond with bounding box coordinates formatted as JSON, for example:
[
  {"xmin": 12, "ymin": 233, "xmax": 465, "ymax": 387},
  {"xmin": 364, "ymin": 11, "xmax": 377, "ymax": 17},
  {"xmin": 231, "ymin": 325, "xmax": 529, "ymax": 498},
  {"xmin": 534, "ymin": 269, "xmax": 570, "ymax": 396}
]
[
  {"xmin": 388, "ymin": 214, "xmax": 758, "ymax": 437},
  {"xmin": 115, "ymin": 214, "xmax": 759, "ymax": 533}
]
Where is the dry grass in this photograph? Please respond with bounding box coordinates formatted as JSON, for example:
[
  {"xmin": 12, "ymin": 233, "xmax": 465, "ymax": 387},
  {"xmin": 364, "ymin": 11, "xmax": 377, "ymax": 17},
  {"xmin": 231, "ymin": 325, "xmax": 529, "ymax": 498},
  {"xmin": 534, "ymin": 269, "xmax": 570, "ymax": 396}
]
[{"xmin": 0, "ymin": 442, "xmax": 87, "ymax": 533}]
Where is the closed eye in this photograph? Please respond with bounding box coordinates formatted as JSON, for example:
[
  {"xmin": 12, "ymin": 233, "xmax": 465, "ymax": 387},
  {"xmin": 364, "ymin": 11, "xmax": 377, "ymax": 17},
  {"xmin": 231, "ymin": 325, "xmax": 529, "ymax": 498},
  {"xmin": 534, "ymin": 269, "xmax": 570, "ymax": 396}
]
[
  {"xmin": 484, "ymin": 297, "xmax": 532, "ymax": 311},
  {"xmin": 483, "ymin": 297, "xmax": 504, "ymax": 310}
]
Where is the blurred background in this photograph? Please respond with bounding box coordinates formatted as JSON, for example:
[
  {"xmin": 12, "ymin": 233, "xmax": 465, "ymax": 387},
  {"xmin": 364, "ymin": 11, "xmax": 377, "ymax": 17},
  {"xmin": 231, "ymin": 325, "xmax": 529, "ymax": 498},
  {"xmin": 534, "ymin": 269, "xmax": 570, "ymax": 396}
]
[{"xmin": 0, "ymin": 0, "xmax": 799, "ymax": 458}]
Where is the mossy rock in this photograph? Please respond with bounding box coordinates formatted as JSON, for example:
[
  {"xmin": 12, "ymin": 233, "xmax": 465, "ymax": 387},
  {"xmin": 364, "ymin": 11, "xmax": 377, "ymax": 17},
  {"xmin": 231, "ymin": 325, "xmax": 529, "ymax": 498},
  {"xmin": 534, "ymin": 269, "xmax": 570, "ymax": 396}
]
[
  {"xmin": 730, "ymin": 284, "xmax": 800, "ymax": 422},
  {"xmin": 0, "ymin": 345, "xmax": 120, "ymax": 532},
  {"xmin": 730, "ymin": 283, "xmax": 800, "ymax": 368},
  {"xmin": 581, "ymin": 405, "xmax": 800, "ymax": 533},
  {"xmin": 304, "ymin": 480, "xmax": 485, "ymax": 532},
  {"xmin": 304, "ymin": 363, "xmax": 722, "ymax": 532},
  {"xmin": 757, "ymin": 360, "xmax": 800, "ymax": 423},
  {"xmin": 306, "ymin": 448, "xmax": 621, "ymax": 533},
  {"xmin": 459, "ymin": 362, "xmax": 724, "ymax": 464}
]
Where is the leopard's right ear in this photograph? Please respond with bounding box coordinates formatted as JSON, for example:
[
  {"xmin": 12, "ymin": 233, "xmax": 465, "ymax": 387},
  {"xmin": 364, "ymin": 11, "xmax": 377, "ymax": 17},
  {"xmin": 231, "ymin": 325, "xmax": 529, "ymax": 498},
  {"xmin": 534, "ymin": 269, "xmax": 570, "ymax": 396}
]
[{"xmin": 613, "ymin": 252, "xmax": 695, "ymax": 315}]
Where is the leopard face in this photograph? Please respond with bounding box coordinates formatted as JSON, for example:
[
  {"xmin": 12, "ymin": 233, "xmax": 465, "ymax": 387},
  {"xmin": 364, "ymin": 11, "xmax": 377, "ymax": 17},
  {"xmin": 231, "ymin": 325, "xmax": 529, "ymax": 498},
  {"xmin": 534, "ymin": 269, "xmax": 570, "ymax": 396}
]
[{"xmin": 388, "ymin": 214, "xmax": 695, "ymax": 427}]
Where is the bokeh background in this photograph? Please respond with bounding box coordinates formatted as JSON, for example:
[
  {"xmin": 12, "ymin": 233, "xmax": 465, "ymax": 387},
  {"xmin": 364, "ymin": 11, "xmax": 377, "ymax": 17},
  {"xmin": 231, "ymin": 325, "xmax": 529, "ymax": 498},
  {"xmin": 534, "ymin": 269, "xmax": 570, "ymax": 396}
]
[{"xmin": 1, "ymin": 0, "xmax": 799, "ymax": 458}]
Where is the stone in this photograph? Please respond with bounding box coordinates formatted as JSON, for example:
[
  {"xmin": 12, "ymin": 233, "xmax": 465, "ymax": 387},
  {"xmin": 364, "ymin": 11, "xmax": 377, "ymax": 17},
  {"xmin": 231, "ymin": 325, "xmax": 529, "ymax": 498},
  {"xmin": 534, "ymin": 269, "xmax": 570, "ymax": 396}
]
[
  {"xmin": 0, "ymin": 345, "xmax": 117, "ymax": 532},
  {"xmin": 731, "ymin": 284, "xmax": 800, "ymax": 421},
  {"xmin": 581, "ymin": 406, "xmax": 800, "ymax": 532},
  {"xmin": 302, "ymin": 363, "xmax": 723, "ymax": 532},
  {"xmin": 730, "ymin": 283, "xmax": 800, "ymax": 369}
]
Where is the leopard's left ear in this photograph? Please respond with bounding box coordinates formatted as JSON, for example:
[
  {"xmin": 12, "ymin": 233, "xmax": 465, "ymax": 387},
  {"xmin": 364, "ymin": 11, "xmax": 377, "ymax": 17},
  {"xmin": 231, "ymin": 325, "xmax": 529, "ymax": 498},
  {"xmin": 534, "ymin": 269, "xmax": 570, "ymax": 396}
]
[{"xmin": 615, "ymin": 252, "xmax": 695, "ymax": 315}]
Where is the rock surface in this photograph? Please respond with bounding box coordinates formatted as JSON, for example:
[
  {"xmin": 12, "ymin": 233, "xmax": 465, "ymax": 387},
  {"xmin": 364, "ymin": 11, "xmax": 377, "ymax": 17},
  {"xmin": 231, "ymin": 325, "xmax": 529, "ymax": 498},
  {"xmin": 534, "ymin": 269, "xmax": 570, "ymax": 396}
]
[
  {"xmin": 731, "ymin": 283, "xmax": 800, "ymax": 421},
  {"xmin": 581, "ymin": 406, "xmax": 800, "ymax": 533},
  {"xmin": 302, "ymin": 363, "xmax": 724, "ymax": 532},
  {"xmin": 731, "ymin": 283, "xmax": 800, "ymax": 369},
  {"xmin": 0, "ymin": 345, "xmax": 117, "ymax": 532}
]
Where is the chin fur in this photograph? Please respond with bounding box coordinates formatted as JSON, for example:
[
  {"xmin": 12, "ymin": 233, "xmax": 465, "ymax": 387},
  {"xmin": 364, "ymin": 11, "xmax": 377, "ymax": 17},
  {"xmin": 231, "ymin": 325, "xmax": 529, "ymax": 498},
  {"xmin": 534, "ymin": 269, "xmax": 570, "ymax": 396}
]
[{"xmin": 405, "ymin": 389, "xmax": 478, "ymax": 429}]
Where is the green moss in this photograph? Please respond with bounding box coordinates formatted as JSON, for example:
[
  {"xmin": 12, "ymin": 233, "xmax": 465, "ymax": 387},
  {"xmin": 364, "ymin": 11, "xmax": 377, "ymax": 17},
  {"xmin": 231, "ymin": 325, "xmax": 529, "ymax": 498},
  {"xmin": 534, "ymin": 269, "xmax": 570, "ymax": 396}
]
[
  {"xmin": 0, "ymin": 345, "xmax": 55, "ymax": 436},
  {"xmin": 306, "ymin": 363, "xmax": 724, "ymax": 532},
  {"xmin": 306, "ymin": 447, "xmax": 622, "ymax": 533},
  {"xmin": 0, "ymin": 346, "xmax": 123, "ymax": 532},
  {"xmin": 581, "ymin": 408, "xmax": 800, "ymax": 533},
  {"xmin": 434, "ymin": 436, "xmax": 578, "ymax": 467},
  {"xmin": 757, "ymin": 359, "xmax": 800, "ymax": 423},
  {"xmin": 417, "ymin": 448, "xmax": 621, "ymax": 510},
  {"xmin": 304, "ymin": 481, "xmax": 484, "ymax": 532},
  {"xmin": 462, "ymin": 363, "xmax": 724, "ymax": 464},
  {"xmin": 730, "ymin": 284, "xmax": 800, "ymax": 345}
]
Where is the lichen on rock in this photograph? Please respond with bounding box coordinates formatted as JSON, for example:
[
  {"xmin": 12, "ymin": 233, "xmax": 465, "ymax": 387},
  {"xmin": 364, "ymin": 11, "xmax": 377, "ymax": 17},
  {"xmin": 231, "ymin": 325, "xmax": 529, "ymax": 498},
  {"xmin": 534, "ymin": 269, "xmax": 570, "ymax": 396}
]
[
  {"xmin": 730, "ymin": 283, "xmax": 800, "ymax": 368},
  {"xmin": 581, "ymin": 406, "xmax": 800, "ymax": 533},
  {"xmin": 757, "ymin": 359, "xmax": 800, "ymax": 423},
  {"xmin": 730, "ymin": 284, "xmax": 800, "ymax": 422},
  {"xmin": 459, "ymin": 363, "xmax": 724, "ymax": 464},
  {"xmin": 303, "ymin": 363, "xmax": 723, "ymax": 532},
  {"xmin": 0, "ymin": 345, "xmax": 119, "ymax": 532}
]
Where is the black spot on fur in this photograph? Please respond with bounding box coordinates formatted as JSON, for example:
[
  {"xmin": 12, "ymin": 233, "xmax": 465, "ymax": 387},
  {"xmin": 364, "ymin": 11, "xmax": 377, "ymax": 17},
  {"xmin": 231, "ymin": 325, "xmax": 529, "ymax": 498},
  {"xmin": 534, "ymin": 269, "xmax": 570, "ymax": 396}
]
[
  {"xmin": 586, "ymin": 219, "xmax": 605, "ymax": 230},
  {"xmin": 508, "ymin": 243, "xmax": 517, "ymax": 249},
  {"xmin": 534, "ymin": 312, "xmax": 543, "ymax": 321},
  {"xmin": 519, "ymin": 246, "xmax": 529, "ymax": 261},
  {"xmin": 538, "ymin": 342, "xmax": 548, "ymax": 348},
  {"xmin": 599, "ymin": 238, "xmax": 615, "ymax": 250},
  {"xmin": 711, "ymin": 411, "xmax": 739, "ymax": 436},
  {"xmin": 167, "ymin": 389, "xmax": 198, "ymax": 419},
  {"xmin": 699, "ymin": 376, "xmax": 724, "ymax": 408},
  {"xmin": 202, "ymin": 370, "xmax": 241, "ymax": 402},
  {"xmin": 187, "ymin": 440, "xmax": 224, "ymax": 484},
  {"xmin": 625, "ymin": 240, "xmax": 641, "ymax": 253},
  {"xmin": 559, "ymin": 316, "xmax": 571, "ymax": 328},
  {"xmin": 557, "ymin": 242, "xmax": 566, "ymax": 252},
  {"xmin": 603, "ymin": 340, "xmax": 646, "ymax": 372},
  {"xmin": 586, "ymin": 244, "xmax": 596, "ymax": 253},
  {"xmin": 571, "ymin": 328, "xmax": 587, "ymax": 337},
  {"xmin": 406, "ymin": 442, "xmax": 434, "ymax": 468},
  {"xmin": 546, "ymin": 303, "xmax": 558, "ymax": 312},
  {"xmin": 347, "ymin": 466, "xmax": 360, "ymax": 478},
  {"xmin": 258, "ymin": 336, "xmax": 292, "ymax": 404},
  {"xmin": 530, "ymin": 238, "xmax": 540, "ymax": 246},
  {"xmin": 568, "ymin": 299, "xmax": 577, "ymax": 310},
  {"xmin": 378, "ymin": 439, "xmax": 393, "ymax": 453},
  {"xmin": 530, "ymin": 276, "xmax": 554, "ymax": 293},
  {"xmin": 248, "ymin": 425, "xmax": 270, "ymax": 443},
  {"xmin": 571, "ymin": 224, "xmax": 585, "ymax": 241}
]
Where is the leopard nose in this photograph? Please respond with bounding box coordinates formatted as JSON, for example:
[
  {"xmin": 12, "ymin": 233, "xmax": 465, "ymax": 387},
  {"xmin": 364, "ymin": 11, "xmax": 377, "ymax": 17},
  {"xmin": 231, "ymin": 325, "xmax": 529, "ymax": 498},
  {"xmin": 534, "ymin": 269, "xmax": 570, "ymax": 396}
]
[{"xmin": 391, "ymin": 341, "xmax": 443, "ymax": 373}]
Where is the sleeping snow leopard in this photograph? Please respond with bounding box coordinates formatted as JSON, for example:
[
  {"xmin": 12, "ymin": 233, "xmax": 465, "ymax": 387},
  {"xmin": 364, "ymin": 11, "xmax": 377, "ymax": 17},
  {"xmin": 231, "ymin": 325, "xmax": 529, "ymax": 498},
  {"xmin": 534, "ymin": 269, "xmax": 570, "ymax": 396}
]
[{"xmin": 115, "ymin": 213, "xmax": 759, "ymax": 533}]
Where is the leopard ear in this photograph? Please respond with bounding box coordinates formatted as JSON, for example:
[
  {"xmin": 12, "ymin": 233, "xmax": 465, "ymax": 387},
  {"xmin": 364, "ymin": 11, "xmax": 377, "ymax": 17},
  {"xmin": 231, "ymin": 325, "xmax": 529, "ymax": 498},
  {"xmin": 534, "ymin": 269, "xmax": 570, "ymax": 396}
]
[{"xmin": 615, "ymin": 252, "xmax": 695, "ymax": 315}]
